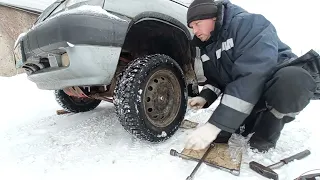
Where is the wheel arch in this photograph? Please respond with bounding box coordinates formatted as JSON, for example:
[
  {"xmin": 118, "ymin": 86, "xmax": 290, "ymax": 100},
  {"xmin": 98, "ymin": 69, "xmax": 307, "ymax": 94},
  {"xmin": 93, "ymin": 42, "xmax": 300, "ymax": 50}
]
[
  {"xmin": 121, "ymin": 11, "xmax": 199, "ymax": 96},
  {"xmin": 127, "ymin": 11, "xmax": 193, "ymax": 40}
]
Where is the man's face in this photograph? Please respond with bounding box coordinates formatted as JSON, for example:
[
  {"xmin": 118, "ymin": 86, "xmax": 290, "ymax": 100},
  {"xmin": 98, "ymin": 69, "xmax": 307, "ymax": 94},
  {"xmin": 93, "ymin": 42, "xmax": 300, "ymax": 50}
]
[{"xmin": 189, "ymin": 18, "xmax": 216, "ymax": 41}]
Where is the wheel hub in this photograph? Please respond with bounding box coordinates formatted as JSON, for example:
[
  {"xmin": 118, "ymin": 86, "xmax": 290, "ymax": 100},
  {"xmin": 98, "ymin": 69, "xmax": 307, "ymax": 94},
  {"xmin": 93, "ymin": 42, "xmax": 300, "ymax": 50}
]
[{"xmin": 143, "ymin": 69, "xmax": 181, "ymax": 128}]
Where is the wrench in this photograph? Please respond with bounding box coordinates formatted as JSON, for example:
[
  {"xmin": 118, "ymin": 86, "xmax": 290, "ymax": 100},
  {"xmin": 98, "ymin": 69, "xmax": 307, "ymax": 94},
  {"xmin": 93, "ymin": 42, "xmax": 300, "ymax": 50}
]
[{"xmin": 170, "ymin": 144, "xmax": 240, "ymax": 179}]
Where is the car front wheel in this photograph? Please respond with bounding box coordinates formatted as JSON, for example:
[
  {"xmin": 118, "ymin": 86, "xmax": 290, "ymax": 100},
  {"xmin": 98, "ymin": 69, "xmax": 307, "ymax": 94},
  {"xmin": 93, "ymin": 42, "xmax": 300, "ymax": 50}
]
[{"xmin": 113, "ymin": 54, "xmax": 188, "ymax": 142}]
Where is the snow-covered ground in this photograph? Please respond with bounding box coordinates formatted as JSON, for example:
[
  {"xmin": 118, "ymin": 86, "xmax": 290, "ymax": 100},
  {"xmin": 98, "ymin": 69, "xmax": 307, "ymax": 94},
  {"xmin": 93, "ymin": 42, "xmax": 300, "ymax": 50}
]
[{"xmin": 0, "ymin": 74, "xmax": 319, "ymax": 180}]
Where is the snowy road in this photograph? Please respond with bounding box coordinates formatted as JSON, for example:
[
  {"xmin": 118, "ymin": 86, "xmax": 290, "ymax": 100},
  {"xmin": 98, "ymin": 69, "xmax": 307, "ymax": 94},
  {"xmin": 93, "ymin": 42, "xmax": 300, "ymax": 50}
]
[{"xmin": 0, "ymin": 74, "xmax": 319, "ymax": 180}]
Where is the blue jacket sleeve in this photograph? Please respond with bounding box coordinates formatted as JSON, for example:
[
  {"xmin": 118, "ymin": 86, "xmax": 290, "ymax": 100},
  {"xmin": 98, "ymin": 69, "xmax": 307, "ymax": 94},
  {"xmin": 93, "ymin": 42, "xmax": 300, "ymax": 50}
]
[
  {"xmin": 199, "ymin": 79, "xmax": 222, "ymax": 108},
  {"xmin": 208, "ymin": 14, "xmax": 279, "ymax": 132}
]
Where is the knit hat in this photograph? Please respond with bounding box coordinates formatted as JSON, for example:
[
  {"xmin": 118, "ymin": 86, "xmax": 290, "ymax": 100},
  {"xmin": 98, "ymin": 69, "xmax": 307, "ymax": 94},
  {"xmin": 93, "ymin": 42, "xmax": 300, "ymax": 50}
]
[{"xmin": 187, "ymin": 0, "xmax": 218, "ymax": 27}]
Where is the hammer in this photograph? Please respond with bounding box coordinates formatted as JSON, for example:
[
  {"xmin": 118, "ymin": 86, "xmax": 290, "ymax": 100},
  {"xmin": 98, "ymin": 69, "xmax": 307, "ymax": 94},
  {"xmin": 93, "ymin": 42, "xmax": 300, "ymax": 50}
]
[{"xmin": 249, "ymin": 149, "xmax": 311, "ymax": 180}]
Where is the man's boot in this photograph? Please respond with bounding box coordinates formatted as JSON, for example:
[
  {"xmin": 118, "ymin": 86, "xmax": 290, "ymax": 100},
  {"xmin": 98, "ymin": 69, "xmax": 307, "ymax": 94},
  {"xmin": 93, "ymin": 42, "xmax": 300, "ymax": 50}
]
[
  {"xmin": 248, "ymin": 110, "xmax": 285, "ymax": 152},
  {"xmin": 248, "ymin": 66, "xmax": 316, "ymax": 152}
]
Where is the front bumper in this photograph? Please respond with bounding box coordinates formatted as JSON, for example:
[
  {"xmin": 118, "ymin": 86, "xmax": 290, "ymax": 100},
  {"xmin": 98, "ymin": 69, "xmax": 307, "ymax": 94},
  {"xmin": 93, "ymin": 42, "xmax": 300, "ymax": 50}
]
[
  {"xmin": 13, "ymin": 6, "xmax": 130, "ymax": 90},
  {"xmin": 27, "ymin": 45, "xmax": 122, "ymax": 90}
]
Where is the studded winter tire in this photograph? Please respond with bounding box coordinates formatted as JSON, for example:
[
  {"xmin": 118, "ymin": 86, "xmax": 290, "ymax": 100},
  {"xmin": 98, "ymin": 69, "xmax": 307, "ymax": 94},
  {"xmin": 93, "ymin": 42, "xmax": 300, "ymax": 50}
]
[
  {"xmin": 54, "ymin": 89, "xmax": 101, "ymax": 113},
  {"xmin": 113, "ymin": 54, "xmax": 188, "ymax": 142}
]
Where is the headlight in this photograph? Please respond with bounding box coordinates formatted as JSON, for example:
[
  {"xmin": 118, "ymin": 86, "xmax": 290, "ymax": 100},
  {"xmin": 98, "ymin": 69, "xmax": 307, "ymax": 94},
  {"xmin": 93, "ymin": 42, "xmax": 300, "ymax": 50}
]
[{"xmin": 61, "ymin": 53, "xmax": 70, "ymax": 67}]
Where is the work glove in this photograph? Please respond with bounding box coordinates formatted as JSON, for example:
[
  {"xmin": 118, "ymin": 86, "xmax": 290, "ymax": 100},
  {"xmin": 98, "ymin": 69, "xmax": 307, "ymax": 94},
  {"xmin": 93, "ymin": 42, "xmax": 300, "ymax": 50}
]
[
  {"xmin": 188, "ymin": 96, "xmax": 207, "ymax": 110},
  {"xmin": 184, "ymin": 122, "xmax": 221, "ymax": 150}
]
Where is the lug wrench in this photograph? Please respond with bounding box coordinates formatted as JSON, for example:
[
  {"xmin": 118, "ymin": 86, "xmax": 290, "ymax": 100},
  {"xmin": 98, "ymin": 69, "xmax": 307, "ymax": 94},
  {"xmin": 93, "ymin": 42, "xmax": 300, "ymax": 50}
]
[
  {"xmin": 170, "ymin": 144, "xmax": 240, "ymax": 179},
  {"xmin": 186, "ymin": 143, "xmax": 214, "ymax": 180}
]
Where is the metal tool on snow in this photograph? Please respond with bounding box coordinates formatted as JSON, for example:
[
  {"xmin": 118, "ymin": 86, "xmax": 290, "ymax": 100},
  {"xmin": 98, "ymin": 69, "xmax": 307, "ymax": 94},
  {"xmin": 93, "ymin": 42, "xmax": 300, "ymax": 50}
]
[
  {"xmin": 249, "ymin": 149, "xmax": 311, "ymax": 180},
  {"xmin": 185, "ymin": 143, "xmax": 214, "ymax": 180},
  {"xmin": 170, "ymin": 143, "xmax": 240, "ymax": 180}
]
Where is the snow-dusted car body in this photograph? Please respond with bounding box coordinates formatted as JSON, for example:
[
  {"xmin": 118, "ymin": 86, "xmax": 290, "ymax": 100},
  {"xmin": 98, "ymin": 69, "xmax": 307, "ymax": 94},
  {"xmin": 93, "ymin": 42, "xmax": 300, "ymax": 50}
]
[{"xmin": 13, "ymin": 0, "xmax": 201, "ymax": 142}]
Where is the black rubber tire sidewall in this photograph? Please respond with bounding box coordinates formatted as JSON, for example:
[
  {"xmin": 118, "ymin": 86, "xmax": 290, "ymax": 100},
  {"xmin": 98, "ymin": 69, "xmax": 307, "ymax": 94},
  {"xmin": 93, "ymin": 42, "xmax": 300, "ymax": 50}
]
[
  {"xmin": 114, "ymin": 54, "xmax": 187, "ymax": 142},
  {"xmin": 55, "ymin": 89, "xmax": 101, "ymax": 113}
]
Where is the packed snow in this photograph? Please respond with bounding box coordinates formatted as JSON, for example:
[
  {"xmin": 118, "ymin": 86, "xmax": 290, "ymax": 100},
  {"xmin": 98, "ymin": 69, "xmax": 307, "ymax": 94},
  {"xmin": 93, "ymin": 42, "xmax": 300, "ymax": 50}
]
[
  {"xmin": 67, "ymin": 42, "xmax": 75, "ymax": 48},
  {"xmin": 0, "ymin": 73, "xmax": 319, "ymax": 180}
]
